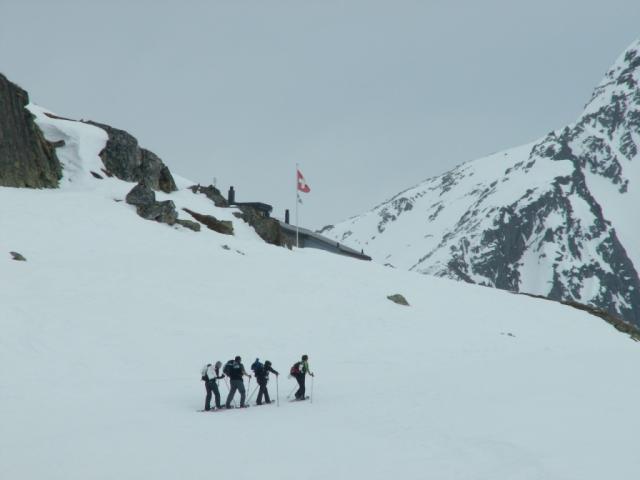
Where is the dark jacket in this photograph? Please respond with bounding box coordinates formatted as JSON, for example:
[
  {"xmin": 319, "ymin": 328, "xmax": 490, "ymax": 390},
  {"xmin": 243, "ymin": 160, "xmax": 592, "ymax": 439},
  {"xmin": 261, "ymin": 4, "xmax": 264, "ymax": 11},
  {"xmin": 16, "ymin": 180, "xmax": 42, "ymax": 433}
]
[
  {"xmin": 254, "ymin": 364, "xmax": 279, "ymax": 384},
  {"xmin": 227, "ymin": 361, "xmax": 246, "ymax": 381}
]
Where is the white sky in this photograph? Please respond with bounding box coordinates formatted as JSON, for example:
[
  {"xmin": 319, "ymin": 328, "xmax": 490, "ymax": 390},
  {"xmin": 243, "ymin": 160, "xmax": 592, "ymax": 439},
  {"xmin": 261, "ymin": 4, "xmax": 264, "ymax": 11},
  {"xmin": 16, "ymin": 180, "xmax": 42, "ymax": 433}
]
[{"xmin": 2, "ymin": 0, "xmax": 639, "ymax": 228}]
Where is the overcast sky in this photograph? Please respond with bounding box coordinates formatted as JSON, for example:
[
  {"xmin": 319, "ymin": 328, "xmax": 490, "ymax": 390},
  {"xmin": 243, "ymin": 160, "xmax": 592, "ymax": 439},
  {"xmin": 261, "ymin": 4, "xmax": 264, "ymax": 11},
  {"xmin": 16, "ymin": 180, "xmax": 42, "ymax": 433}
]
[{"xmin": 2, "ymin": 1, "xmax": 639, "ymax": 228}]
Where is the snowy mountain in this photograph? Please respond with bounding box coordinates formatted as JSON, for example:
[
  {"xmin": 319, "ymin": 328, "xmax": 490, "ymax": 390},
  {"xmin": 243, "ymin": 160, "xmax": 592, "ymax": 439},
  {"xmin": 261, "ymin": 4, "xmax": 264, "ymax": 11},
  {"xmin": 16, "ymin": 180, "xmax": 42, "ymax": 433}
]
[
  {"xmin": 322, "ymin": 38, "xmax": 640, "ymax": 328},
  {"xmin": 2, "ymin": 72, "xmax": 640, "ymax": 479}
]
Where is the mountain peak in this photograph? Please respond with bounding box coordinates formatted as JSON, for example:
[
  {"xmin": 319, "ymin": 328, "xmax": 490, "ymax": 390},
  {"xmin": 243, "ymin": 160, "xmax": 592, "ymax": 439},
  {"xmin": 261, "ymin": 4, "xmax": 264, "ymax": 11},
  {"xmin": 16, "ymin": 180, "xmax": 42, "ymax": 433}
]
[{"xmin": 324, "ymin": 38, "xmax": 640, "ymax": 327}]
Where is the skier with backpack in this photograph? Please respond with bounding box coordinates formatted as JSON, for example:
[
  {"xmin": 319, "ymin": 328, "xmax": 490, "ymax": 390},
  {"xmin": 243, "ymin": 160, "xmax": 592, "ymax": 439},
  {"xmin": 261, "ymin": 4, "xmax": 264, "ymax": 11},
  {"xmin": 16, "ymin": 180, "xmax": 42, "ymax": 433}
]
[
  {"xmin": 201, "ymin": 361, "xmax": 225, "ymax": 411},
  {"xmin": 290, "ymin": 354, "xmax": 314, "ymax": 400},
  {"xmin": 224, "ymin": 356, "xmax": 251, "ymax": 408},
  {"xmin": 251, "ymin": 359, "xmax": 279, "ymax": 405}
]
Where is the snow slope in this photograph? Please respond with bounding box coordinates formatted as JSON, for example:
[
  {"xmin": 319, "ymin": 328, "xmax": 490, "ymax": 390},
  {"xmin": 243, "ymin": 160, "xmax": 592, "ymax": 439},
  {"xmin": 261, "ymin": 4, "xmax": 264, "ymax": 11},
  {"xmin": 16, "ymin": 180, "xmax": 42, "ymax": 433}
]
[
  {"xmin": 2, "ymin": 107, "xmax": 640, "ymax": 480},
  {"xmin": 322, "ymin": 38, "xmax": 640, "ymax": 327}
]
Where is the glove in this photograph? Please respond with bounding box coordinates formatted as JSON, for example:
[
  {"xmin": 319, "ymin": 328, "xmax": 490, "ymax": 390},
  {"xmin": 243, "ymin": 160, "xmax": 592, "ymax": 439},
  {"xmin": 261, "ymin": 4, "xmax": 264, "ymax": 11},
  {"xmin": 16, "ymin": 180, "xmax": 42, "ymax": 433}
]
[
  {"xmin": 217, "ymin": 375, "xmax": 225, "ymax": 379},
  {"xmin": 311, "ymin": 373, "xmax": 315, "ymax": 377}
]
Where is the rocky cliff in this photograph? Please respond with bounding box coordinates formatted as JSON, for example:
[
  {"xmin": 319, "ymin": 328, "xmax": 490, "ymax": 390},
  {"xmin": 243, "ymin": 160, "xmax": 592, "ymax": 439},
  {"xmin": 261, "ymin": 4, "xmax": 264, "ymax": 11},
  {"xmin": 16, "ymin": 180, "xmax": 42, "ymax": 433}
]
[
  {"xmin": 0, "ymin": 74, "xmax": 61, "ymax": 188},
  {"xmin": 86, "ymin": 121, "xmax": 177, "ymax": 193},
  {"xmin": 0, "ymin": 72, "xmax": 176, "ymax": 193}
]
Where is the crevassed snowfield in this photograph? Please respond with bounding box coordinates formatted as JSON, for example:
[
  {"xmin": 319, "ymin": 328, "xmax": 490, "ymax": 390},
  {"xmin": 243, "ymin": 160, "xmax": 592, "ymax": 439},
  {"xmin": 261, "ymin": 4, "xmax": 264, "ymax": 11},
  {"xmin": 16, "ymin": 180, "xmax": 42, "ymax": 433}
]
[{"xmin": 2, "ymin": 110, "xmax": 640, "ymax": 480}]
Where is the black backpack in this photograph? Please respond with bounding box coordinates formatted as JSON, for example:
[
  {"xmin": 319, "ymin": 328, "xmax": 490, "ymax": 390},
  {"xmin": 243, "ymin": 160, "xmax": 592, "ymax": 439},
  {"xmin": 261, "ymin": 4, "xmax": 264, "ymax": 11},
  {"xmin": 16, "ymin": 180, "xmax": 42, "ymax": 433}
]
[{"xmin": 223, "ymin": 360, "xmax": 234, "ymax": 376}]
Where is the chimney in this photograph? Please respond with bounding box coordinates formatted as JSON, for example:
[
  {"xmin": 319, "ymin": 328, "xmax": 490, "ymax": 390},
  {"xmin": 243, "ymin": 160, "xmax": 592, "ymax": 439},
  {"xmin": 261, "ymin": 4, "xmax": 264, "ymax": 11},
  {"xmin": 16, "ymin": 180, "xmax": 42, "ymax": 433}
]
[
  {"xmin": 285, "ymin": 209, "xmax": 290, "ymax": 224},
  {"xmin": 228, "ymin": 186, "xmax": 235, "ymax": 204}
]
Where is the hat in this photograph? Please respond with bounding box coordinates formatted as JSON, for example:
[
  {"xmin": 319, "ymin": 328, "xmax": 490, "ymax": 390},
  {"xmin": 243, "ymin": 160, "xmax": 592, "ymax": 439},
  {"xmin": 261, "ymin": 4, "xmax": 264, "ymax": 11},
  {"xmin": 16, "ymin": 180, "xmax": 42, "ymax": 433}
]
[
  {"xmin": 302, "ymin": 354, "xmax": 308, "ymax": 361},
  {"xmin": 264, "ymin": 360, "xmax": 272, "ymax": 366},
  {"xmin": 215, "ymin": 361, "xmax": 222, "ymax": 368}
]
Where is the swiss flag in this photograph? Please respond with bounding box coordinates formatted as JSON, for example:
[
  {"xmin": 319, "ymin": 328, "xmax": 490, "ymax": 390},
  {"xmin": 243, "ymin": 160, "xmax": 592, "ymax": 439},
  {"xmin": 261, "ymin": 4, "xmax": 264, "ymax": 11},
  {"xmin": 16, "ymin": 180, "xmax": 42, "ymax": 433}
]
[{"xmin": 297, "ymin": 169, "xmax": 311, "ymax": 193}]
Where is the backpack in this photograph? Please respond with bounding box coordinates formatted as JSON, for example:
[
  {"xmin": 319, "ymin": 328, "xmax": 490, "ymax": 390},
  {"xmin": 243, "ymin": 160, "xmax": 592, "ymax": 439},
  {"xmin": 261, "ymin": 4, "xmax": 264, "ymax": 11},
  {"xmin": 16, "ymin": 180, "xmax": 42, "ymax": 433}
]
[
  {"xmin": 223, "ymin": 360, "xmax": 234, "ymax": 376},
  {"xmin": 290, "ymin": 362, "xmax": 301, "ymax": 375},
  {"xmin": 251, "ymin": 359, "xmax": 263, "ymax": 373},
  {"xmin": 201, "ymin": 364, "xmax": 211, "ymax": 381}
]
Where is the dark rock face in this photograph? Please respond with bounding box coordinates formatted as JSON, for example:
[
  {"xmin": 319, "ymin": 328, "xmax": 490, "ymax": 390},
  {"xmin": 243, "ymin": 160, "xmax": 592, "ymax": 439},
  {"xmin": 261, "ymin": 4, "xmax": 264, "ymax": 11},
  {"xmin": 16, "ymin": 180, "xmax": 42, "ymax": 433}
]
[
  {"xmin": 183, "ymin": 208, "xmax": 233, "ymax": 235},
  {"xmin": 0, "ymin": 73, "xmax": 61, "ymax": 188},
  {"xmin": 85, "ymin": 121, "xmax": 177, "ymax": 193}
]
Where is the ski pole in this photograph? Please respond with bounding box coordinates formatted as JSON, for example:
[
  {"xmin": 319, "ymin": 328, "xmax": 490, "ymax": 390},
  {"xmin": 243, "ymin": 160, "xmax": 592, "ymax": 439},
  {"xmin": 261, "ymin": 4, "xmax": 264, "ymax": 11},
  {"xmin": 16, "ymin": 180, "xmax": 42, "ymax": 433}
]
[
  {"xmin": 245, "ymin": 377, "xmax": 251, "ymax": 406},
  {"xmin": 276, "ymin": 376, "xmax": 279, "ymax": 407},
  {"xmin": 310, "ymin": 375, "xmax": 314, "ymax": 404},
  {"xmin": 287, "ymin": 385, "xmax": 297, "ymax": 399},
  {"xmin": 247, "ymin": 384, "xmax": 259, "ymax": 403}
]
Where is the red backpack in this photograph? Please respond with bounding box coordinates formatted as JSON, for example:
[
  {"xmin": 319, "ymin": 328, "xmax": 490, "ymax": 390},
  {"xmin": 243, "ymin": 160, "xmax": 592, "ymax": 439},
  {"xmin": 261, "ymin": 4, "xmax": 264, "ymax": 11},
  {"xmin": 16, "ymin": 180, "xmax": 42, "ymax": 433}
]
[{"xmin": 290, "ymin": 362, "xmax": 301, "ymax": 375}]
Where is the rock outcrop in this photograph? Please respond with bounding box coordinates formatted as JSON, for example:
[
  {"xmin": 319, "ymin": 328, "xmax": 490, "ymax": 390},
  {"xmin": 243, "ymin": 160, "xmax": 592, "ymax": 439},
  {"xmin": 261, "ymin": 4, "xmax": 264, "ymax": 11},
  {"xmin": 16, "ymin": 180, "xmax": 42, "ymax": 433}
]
[
  {"xmin": 175, "ymin": 219, "xmax": 201, "ymax": 232},
  {"xmin": 189, "ymin": 184, "xmax": 228, "ymax": 207},
  {"xmin": 233, "ymin": 206, "xmax": 287, "ymax": 246},
  {"xmin": 0, "ymin": 73, "xmax": 61, "ymax": 188},
  {"xmin": 189, "ymin": 184, "xmax": 288, "ymax": 245},
  {"xmin": 138, "ymin": 200, "xmax": 178, "ymax": 224},
  {"xmin": 125, "ymin": 182, "xmax": 156, "ymax": 206},
  {"xmin": 183, "ymin": 208, "xmax": 233, "ymax": 235},
  {"xmin": 125, "ymin": 182, "xmax": 177, "ymax": 225},
  {"xmin": 86, "ymin": 121, "xmax": 177, "ymax": 193}
]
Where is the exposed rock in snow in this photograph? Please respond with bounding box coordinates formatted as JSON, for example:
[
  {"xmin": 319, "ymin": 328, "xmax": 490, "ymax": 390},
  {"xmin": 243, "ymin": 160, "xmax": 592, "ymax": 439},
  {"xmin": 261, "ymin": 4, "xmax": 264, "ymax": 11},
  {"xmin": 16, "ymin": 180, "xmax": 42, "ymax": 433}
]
[
  {"xmin": 85, "ymin": 121, "xmax": 177, "ymax": 193},
  {"xmin": 183, "ymin": 208, "xmax": 234, "ymax": 235},
  {"xmin": 189, "ymin": 184, "xmax": 228, "ymax": 208},
  {"xmin": 9, "ymin": 251, "xmax": 26, "ymax": 261},
  {"xmin": 125, "ymin": 182, "xmax": 156, "ymax": 206},
  {"xmin": 387, "ymin": 293, "xmax": 410, "ymax": 306},
  {"xmin": 175, "ymin": 219, "xmax": 201, "ymax": 232},
  {"xmin": 137, "ymin": 200, "xmax": 177, "ymax": 225}
]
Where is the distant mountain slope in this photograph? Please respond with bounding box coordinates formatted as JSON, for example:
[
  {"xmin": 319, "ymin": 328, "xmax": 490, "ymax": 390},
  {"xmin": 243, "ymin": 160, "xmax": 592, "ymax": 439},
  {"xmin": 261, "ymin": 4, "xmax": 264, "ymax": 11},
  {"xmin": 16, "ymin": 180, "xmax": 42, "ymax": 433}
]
[{"xmin": 322, "ymin": 38, "xmax": 640, "ymax": 327}]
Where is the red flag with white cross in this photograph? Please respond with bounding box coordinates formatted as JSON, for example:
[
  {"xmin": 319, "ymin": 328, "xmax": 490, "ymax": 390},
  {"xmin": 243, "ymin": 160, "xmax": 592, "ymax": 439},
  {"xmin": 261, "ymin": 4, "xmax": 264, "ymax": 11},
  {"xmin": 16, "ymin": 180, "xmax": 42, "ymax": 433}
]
[{"xmin": 297, "ymin": 169, "xmax": 311, "ymax": 193}]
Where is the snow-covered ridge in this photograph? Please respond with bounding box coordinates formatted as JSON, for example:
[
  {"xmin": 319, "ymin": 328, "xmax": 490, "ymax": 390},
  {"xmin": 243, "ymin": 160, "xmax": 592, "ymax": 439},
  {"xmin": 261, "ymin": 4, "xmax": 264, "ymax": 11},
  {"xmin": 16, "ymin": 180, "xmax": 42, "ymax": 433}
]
[
  {"xmin": 22, "ymin": 102, "xmax": 261, "ymax": 240},
  {"xmin": 323, "ymin": 38, "xmax": 640, "ymax": 327}
]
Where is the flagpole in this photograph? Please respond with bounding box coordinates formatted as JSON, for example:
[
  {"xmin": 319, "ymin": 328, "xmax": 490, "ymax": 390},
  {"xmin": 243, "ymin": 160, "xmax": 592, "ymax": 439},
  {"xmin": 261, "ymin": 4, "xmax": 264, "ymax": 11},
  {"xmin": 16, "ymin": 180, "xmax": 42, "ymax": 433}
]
[{"xmin": 295, "ymin": 163, "xmax": 299, "ymax": 248}]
